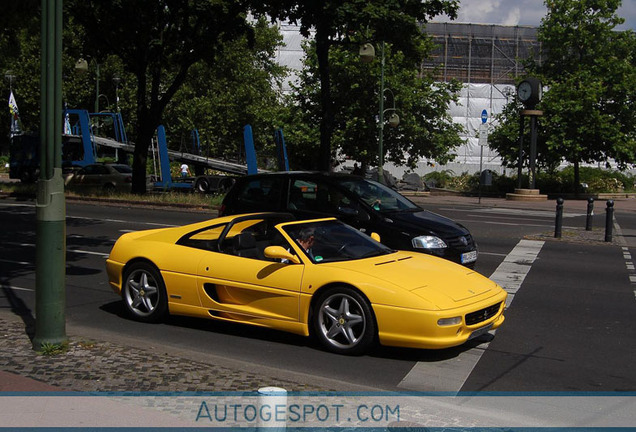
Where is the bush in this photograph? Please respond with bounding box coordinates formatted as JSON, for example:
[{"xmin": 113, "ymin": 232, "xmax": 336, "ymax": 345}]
[
  {"xmin": 423, "ymin": 170, "xmax": 456, "ymax": 189},
  {"xmin": 422, "ymin": 166, "xmax": 635, "ymax": 195}
]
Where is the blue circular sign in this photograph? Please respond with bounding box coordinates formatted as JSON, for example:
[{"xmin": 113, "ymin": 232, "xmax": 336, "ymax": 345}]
[{"xmin": 481, "ymin": 109, "xmax": 488, "ymax": 123}]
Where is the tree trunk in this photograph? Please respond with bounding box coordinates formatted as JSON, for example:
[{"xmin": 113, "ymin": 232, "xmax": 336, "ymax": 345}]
[
  {"xmin": 131, "ymin": 122, "xmax": 153, "ymax": 194},
  {"xmin": 315, "ymin": 25, "xmax": 333, "ymax": 172}
]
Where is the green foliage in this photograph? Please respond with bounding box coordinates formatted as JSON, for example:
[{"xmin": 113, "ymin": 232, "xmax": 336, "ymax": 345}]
[
  {"xmin": 68, "ymin": 0, "xmax": 261, "ymax": 193},
  {"xmin": 284, "ymin": 39, "xmax": 463, "ymax": 170},
  {"xmin": 446, "ymin": 172, "xmax": 475, "ymax": 192},
  {"xmin": 489, "ymin": 0, "xmax": 636, "ymax": 190},
  {"xmin": 423, "ymin": 170, "xmax": 456, "ymax": 188},
  {"xmin": 538, "ymin": 166, "xmax": 636, "ymax": 193},
  {"xmin": 267, "ymin": 0, "xmax": 460, "ymax": 170},
  {"xmin": 423, "ymin": 167, "xmax": 634, "ymax": 195},
  {"xmin": 163, "ymin": 18, "xmax": 287, "ymax": 165},
  {"xmin": 38, "ymin": 342, "xmax": 69, "ymax": 356}
]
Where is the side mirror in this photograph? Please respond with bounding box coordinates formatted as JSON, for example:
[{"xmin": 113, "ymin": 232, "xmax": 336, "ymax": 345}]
[
  {"xmin": 371, "ymin": 232, "xmax": 381, "ymax": 243},
  {"xmin": 264, "ymin": 246, "xmax": 301, "ymax": 264}
]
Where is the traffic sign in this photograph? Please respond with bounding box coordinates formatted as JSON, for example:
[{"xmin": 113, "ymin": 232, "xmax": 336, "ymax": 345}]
[
  {"xmin": 481, "ymin": 109, "xmax": 488, "ymax": 124},
  {"xmin": 479, "ymin": 123, "xmax": 488, "ymax": 146}
]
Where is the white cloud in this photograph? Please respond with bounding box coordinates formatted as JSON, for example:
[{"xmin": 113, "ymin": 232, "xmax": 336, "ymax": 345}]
[
  {"xmin": 502, "ymin": 7, "xmax": 521, "ymax": 26},
  {"xmin": 438, "ymin": 0, "xmax": 635, "ymax": 29}
]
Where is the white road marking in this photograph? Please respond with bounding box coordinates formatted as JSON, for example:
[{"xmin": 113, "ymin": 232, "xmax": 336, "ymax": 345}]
[
  {"xmin": 398, "ymin": 239, "xmax": 545, "ymax": 392},
  {"xmin": 453, "ymin": 218, "xmax": 550, "ymax": 227},
  {"xmin": 490, "ymin": 239, "xmax": 545, "ymax": 308},
  {"xmin": 68, "ymin": 249, "xmax": 110, "ymax": 258},
  {"xmin": 2, "ymin": 242, "xmax": 109, "ymax": 258},
  {"xmin": 0, "ymin": 203, "xmax": 33, "ymax": 208},
  {"xmin": 1, "ymin": 285, "xmax": 34, "ymax": 292},
  {"xmin": 0, "ymin": 258, "xmax": 31, "ymax": 265},
  {"xmin": 67, "ymin": 215, "xmax": 176, "ymax": 227},
  {"xmin": 479, "ymin": 251, "xmax": 508, "ymax": 257},
  {"xmin": 439, "ymin": 207, "xmax": 584, "ymax": 218}
]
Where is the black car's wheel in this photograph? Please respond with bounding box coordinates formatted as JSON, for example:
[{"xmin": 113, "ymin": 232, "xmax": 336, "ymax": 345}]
[
  {"xmin": 313, "ymin": 287, "xmax": 376, "ymax": 355},
  {"xmin": 122, "ymin": 262, "xmax": 168, "ymax": 323}
]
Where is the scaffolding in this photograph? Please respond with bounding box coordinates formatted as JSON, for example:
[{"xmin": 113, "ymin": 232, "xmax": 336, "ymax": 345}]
[
  {"xmin": 276, "ymin": 22, "xmax": 544, "ymax": 176},
  {"xmin": 422, "ymin": 22, "xmax": 541, "ymax": 85},
  {"xmin": 381, "ymin": 23, "xmax": 543, "ymax": 178}
]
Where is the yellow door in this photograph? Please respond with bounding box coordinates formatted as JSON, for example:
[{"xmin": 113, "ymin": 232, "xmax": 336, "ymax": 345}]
[{"xmin": 197, "ymin": 252, "xmax": 304, "ymax": 322}]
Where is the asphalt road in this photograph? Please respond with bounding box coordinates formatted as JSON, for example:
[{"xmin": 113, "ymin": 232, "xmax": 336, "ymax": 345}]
[{"xmin": 1, "ymin": 196, "xmax": 635, "ymax": 392}]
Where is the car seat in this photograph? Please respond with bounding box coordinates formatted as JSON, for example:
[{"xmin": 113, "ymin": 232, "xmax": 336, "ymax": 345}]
[{"xmin": 232, "ymin": 232, "xmax": 260, "ymax": 259}]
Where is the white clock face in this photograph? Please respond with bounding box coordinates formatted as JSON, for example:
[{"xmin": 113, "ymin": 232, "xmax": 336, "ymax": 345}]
[{"xmin": 518, "ymin": 81, "xmax": 532, "ymax": 101}]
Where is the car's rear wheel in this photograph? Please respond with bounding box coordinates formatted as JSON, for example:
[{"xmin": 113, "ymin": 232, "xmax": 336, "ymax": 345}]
[
  {"xmin": 122, "ymin": 262, "xmax": 167, "ymax": 323},
  {"xmin": 313, "ymin": 287, "xmax": 376, "ymax": 355},
  {"xmin": 195, "ymin": 177, "xmax": 209, "ymax": 193}
]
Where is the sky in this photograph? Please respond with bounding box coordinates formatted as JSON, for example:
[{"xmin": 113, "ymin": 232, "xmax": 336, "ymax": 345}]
[{"xmin": 436, "ymin": 0, "xmax": 636, "ymax": 30}]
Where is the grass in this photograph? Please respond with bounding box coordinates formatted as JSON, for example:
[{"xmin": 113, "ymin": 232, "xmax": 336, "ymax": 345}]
[
  {"xmin": 0, "ymin": 180, "xmax": 223, "ymax": 209},
  {"xmin": 38, "ymin": 341, "xmax": 69, "ymax": 356}
]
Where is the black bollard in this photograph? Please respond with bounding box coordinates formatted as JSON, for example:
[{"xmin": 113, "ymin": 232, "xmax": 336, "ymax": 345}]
[
  {"xmin": 586, "ymin": 197, "xmax": 594, "ymax": 231},
  {"xmin": 555, "ymin": 197, "xmax": 564, "ymax": 238},
  {"xmin": 605, "ymin": 200, "xmax": 614, "ymax": 242}
]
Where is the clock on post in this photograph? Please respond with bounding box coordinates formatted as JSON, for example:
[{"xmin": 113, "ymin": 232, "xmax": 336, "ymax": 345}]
[{"xmin": 517, "ymin": 77, "xmax": 542, "ymax": 108}]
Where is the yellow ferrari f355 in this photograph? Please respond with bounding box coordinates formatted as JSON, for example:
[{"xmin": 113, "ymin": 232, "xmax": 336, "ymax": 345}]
[{"xmin": 106, "ymin": 213, "xmax": 506, "ymax": 355}]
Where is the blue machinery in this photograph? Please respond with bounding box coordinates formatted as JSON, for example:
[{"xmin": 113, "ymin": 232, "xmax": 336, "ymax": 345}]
[{"xmin": 10, "ymin": 108, "xmax": 289, "ymax": 189}]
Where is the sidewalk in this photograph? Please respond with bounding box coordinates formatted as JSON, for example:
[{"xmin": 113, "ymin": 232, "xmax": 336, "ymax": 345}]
[
  {"xmin": 0, "ymin": 312, "xmax": 336, "ymax": 393},
  {"xmin": 2, "ymin": 193, "xmax": 635, "ymax": 393}
]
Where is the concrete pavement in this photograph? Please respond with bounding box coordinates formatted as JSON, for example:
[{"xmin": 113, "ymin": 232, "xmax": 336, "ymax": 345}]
[{"xmin": 2, "ymin": 193, "xmax": 635, "ymax": 394}]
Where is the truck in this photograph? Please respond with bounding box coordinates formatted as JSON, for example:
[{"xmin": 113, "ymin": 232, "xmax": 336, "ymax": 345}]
[{"xmin": 9, "ymin": 109, "xmax": 287, "ymax": 193}]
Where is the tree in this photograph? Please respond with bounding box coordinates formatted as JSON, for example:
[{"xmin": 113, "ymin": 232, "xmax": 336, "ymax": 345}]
[
  {"xmin": 488, "ymin": 97, "xmax": 562, "ymax": 174},
  {"xmin": 490, "ymin": 0, "xmax": 636, "ymax": 189},
  {"xmin": 1, "ymin": 2, "xmax": 95, "ymax": 145},
  {"xmin": 537, "ymin": 0, "xmax": 636, "ymax": 188},
  {"xmin": 266, "ymin": 0, "xmax": 459, "ymax": 172},
  {"xmin": 0, "ymin": 0, "xmax": 40, "ymax": 145},
  {"xmin": 284, "ymin": 40, "xmax": 463, "ymax": 172},
  {"xmin": 163, "ymin": 18, "xmax": 287, "ymax": 168},
  {"xmin": 69, "ymin": 0, "xmax": 257, "ymax": 193}
]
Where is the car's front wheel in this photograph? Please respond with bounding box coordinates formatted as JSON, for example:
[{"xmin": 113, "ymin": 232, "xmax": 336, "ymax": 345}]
[
  {"xmin": 122, "ymin": 262, "xmax": 168, "ymax": 323},
  {"xmin": 313, "ymin": 287, "xmax": 376, "ymax": 355}
]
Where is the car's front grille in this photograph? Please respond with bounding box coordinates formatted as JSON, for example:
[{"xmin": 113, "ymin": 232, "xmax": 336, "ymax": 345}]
[
  {"xmin": 447, "ymin": 234, "xmax": 475, "ymax": 250},
  {"xmin": 465, "ymin": 302, "xmax": 501, "ymax": 326}
]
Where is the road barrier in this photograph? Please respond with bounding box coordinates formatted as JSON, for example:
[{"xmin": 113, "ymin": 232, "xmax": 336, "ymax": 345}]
[
  {"xmin": 586, "ymin": 198, "xmax": 594, "ymax": 231},
  {"xmin": 605, "ymin": 200, "xmax": 614, "ymax": 242},
  {"xmin": 554, "ymin": 197, "xmax": 564, "ymax": 238}
]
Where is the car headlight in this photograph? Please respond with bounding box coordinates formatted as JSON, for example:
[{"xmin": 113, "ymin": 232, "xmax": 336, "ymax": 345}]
[
  {"xmin": 438, "ymin": 316, "xmax": 462, "ymax": 326},
  {"xmin": 412, "ymin": 235, "xmax": 447, "ymax": 249}
]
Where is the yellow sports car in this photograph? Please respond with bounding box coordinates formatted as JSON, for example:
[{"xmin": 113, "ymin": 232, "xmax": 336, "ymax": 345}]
[{"xmin": 106, "ymin": 213, "xmax": 506, "ymax": 355}]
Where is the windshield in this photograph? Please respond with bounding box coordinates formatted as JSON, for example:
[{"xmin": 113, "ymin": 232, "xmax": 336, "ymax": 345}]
[
  {"xmin": 339, "ymin": 178, "xmax": 419, "ymax": 212},
  {"xmin": 282, "ymin": 220, "xmax": 393, "ymax": 263}
]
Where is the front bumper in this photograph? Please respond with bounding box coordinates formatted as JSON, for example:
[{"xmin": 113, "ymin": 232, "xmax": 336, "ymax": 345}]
[{"xmin": 373, "ymin": 291, "xmax": 507, "ymax": 349}]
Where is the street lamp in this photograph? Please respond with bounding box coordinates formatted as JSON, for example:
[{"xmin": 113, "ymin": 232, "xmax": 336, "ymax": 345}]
[
  {"xmin": 360, "ymin": 41, "xmax": 399, "ymax": 184},
  {"xmin": 5, "ymin": 70, "xmax": 15, "ymax": 91},
  {"xmin": 75, "ymin": 58, "xmax": 100, "ymax": 113},
  {"xmin": 113, "ymin": 75, "xmax": 121, "ymax": 112}
]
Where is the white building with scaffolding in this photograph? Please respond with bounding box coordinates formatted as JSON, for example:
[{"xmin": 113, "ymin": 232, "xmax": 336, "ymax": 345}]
[{"xmin": 276, "ymin": 22, "xmax": 542, "ymax": 177}]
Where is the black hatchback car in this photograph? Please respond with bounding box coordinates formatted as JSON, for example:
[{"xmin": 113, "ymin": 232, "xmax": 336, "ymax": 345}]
[{"xmin": 219, "ymin": 172, "xmax": 477, "ymax": 267}]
